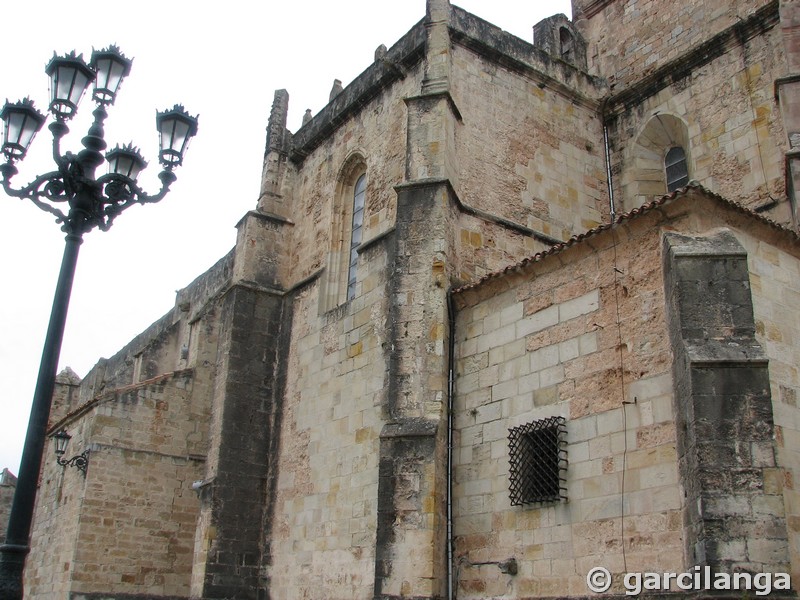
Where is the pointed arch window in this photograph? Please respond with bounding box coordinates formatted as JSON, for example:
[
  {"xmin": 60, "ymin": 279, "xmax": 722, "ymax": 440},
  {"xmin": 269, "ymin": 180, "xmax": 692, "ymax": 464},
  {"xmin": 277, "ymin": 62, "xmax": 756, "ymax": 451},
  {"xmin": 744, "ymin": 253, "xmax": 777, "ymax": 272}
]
[
  {"xmin": 559, "ymin": 27, "xmax": 574, "ymax": 63},
  {"xmin": 320, "ymin": 157, "xmax": 367, "ymax": 313},
  {"xmin": 665, "ymin": 146, "xmax": 689, "ymax": 192},
  {"xmin": 347, "ymin": 174, "xmax": 366, "ymax": 301}
]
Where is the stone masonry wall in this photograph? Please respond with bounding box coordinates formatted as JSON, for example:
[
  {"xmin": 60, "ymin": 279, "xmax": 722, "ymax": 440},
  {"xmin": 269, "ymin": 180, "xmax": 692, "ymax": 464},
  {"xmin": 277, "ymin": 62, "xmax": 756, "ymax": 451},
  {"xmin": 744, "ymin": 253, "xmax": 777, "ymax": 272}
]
[
  {"xmin": 451, "ymin": 38, "xmax": 608, "ymax": 242},
  {"xmin": 266, "ymin": 238, "xmax": 392, "ymax": 599},
  {"xmin": 26, "ymin": 370, "xmax": 208, "ymax": 599},
  {"xmin": 25, "ymin": 449, "xmax": 83, "ymax": 599},
  {"xmin": 451, "ymin": 190, "xmax": 800, "ymax": 598},
  {"xmin": 575, "ymin": 0, "xmax": 775, "ymax": 86},
  {"xmin": 736, "ymin": 222, "xmax": 800, "ymax": 579},
  {"xmin": 653, "ymin": 197, "xmax": 800, "ymax": 580},
  {"xmin": 664, "ymin": 230, "xmax": 789, "ymax": 576},
  {"xmin": 285, "ymin": 68, "xmax": 422, "ymax": 287},
  {"xmin": 612, "ymin": 5, "xmax": 789, "ymax": 219},
  {"xmin": 453, "ymin": 205, "xmax": 681, "ymax": 598},
  {"xmin": 26, "ymin": 247, "xmax": 229, "ymax": 600},
  {"xmin": 24, "ymin": 249, "xmax": 226, "ymax": 598}
]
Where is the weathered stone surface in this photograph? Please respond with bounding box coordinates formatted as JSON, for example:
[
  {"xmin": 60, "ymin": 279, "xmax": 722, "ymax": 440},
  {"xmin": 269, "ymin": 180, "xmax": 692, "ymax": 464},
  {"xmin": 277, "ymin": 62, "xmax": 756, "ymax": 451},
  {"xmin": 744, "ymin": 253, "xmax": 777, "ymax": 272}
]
[
  {"xmin": 0, "ymin": 469, "xmax": 16, "ymax": 540},
  {"xmin": 664, "ymin": 230, "xmax": 790, "ymax": 575},
  {"xmin": 20, "ymin": 0, "xmax": 800, "ymax": 598}
]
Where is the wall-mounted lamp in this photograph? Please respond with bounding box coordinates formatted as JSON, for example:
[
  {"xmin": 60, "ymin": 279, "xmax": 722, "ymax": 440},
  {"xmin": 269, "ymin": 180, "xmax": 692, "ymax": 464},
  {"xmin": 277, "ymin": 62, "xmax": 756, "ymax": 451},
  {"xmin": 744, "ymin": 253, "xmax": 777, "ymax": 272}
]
[{"xmin": 52, "ymin": 429, "xmax": 88, "ymax": 475}]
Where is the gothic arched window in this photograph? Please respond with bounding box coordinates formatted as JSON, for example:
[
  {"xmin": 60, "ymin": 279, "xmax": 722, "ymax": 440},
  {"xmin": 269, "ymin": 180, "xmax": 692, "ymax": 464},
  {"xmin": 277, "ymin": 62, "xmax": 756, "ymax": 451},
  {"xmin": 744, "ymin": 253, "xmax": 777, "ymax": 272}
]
[
  {"xmin": 559, "ymin": 27, "xmax": 574, "ymax": 63},
  {"xmin": 347, "ymin": 174, "xmax": 366, "ymax": 301},
  {"xmin": 320, "ymin": 156, "xmax": 367, "ymax": 313}
]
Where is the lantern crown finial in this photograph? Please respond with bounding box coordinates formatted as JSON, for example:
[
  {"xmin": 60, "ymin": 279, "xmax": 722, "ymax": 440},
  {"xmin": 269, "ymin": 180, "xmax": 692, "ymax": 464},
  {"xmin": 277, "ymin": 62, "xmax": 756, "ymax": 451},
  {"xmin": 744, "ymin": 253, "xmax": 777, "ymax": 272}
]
[
  {"xmin": 156, "ymin": 104, "xmax": 199, "ymax": 169},
  {"xmin": 0, "ymin": 97, "xmax": 46, "ymax": 161},
  {"xmin": 90, "ymin": 45, "xmax": 133, "ymax": 106},
  {"xmin": 106, "ymin": 142, "xmax": 147, "ymax": 181},
  {"xmin": 45, "ymin": 51, "xmax": 95, "ymax": 120}
]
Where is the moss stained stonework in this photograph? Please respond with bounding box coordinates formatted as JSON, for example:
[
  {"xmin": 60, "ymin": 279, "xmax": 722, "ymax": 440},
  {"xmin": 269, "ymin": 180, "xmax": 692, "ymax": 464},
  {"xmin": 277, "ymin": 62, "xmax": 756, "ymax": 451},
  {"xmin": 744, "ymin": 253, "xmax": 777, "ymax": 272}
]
[{"xmin": 17, "ymin": 0, "xmax": 800, "ymax": 598}]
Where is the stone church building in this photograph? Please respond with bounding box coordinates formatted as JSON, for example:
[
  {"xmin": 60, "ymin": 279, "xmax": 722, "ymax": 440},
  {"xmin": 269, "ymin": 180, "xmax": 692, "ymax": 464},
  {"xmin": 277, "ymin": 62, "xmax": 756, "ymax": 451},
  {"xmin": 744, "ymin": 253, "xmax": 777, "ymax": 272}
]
[{"xmin": 21, "ymin": 0, "xmax": 800, "ymax": 598}]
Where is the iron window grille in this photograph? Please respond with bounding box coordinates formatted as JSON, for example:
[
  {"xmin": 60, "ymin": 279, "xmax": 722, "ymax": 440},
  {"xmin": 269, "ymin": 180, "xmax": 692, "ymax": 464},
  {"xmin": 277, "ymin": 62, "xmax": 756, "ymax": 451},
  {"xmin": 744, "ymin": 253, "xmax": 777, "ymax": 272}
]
[{"xmin": 508, "ymin": 416, "xmax": 567, "ymax": 505}]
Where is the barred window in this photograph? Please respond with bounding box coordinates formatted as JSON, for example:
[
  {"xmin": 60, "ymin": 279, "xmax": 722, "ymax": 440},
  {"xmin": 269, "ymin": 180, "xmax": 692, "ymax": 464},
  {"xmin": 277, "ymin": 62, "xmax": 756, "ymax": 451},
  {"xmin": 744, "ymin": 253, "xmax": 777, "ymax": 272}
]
[{"xmin": 508, "ymin": 416, "xmax": 567, "ymax": 505}]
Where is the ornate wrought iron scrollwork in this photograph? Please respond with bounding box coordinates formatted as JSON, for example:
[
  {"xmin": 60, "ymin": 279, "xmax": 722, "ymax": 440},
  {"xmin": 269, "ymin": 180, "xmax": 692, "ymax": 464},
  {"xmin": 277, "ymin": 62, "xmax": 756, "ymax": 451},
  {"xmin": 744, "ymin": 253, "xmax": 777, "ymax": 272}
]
[{"xmin": 56, "ymin": 450, "xmax": 89, "ymax": 476}]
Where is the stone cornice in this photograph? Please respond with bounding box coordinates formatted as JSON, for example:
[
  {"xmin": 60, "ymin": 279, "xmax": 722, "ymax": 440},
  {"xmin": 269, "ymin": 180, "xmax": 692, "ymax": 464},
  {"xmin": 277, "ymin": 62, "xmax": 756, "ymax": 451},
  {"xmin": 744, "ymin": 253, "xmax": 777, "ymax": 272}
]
[
  {"xmin": 395, "ymin": 177, "xmax": 563, "ymax": 246},
  {"xmin": 289, "ymin": 20, "xmax": 426, "ymax": 164},
  {"xmin": 448, "ymin": 5, "xmax": 605, "ymax": 111},
  {"xmin": 577, "ymin": 0, "xmax": 618, "ymax": 20}
]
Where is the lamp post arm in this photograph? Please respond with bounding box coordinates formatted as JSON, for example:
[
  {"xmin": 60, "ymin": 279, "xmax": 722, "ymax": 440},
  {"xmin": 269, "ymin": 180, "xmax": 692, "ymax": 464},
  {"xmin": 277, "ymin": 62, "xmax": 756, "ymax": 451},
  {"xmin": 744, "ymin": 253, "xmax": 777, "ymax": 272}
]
[
  {"xmin": 93, "ymin": 169, "xmax": 176, "ymax": 231},
  {"xmin": 50, "ymin": 121, "xmax": 70, "ymax": 169},
  {"xmin": 140, "ymin": 169, "xmax": 178, "ymax": 204},
  {"xmin": 0, "ymin": 231, "xmax": 83, "ymax": 600},
  {"xmin": 1, "ymin": 170, "xmax": 72, "ymax": 224}
]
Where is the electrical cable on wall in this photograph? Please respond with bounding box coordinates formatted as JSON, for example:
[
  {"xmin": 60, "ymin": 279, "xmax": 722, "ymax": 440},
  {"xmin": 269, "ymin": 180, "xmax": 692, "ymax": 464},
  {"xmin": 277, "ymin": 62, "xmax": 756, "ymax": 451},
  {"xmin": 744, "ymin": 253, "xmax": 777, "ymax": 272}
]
[{"xmin": 610, "ymin": 227, "xmax": 632, "ymax": 574}]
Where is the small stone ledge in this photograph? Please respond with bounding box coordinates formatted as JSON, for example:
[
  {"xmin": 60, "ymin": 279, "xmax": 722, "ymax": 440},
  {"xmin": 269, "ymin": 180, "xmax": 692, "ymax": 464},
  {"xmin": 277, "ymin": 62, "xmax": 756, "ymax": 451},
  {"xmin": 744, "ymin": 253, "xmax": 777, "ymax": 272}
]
[
  {"xmin": 70, "ymin": 593, "xmax": 189, "ymax": 600},
  {"xmin": 357, "ymin": 227, "xmax": 396, "ymax": 255},
  {"xmin": 235, "ymin": 209, "xmax": 295, "ymax": 229},
  {"xmin": 380, "ymin": 417, "xmax": 439, "ymax": 439},
  {"xmin": 87, "ymin": 442, "xmax": 206, "ymax": 465},
  {"xmin": 219, "ymin": 279, "xmax": 285, "ymax": 301},
  {"xmin": 395, "ymin": 177, "xmax": 562, "ymax": 245},
  {"xmin": 287, "ymin": 267, "xmax": 324, "ymax": 294},
  {"xmin": 683, "ymin": 339, "xmax": 768, "ymax": 365},
  {"xmin": 664, "ymin": 230, "xmax": 747, "ymax": 258},
  {"xmin": 404, "ymin": 90, "xmax": 463, "ymax": 122}
]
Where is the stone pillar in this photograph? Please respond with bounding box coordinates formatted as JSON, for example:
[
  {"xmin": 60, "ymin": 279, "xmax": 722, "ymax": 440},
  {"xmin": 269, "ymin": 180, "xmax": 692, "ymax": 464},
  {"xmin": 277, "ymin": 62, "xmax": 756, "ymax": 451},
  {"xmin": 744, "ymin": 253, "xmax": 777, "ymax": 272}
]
[
  {"xmin": 777, "ymin": 0, "xmax": 800, "ymax": 222},
  {"xmin": 664, "ymin": 230, "xmax": 790, "ymax": 575},
  {"xmin": 258, "ymin": 89, "xmax": 292, "ymax": 220},
  {"xmin": 422, "ymin": 0, "xmax": 451, "ymax": 95},
  {"xmin": 371, "ymin": 3, "xmax": 461, "ymax": 592},
  {"xmin": 191, "ymin": 285, "xmax": 285, "ymax": 600},
  {"xmin": 191, "ymin": 182, "xmax": 292, "ymax": 599},
  {"xmin": 49, "ymin": 367, "xmax": 82, "ymax": 425},
  {"xmin": 0, "ymin": 471, "xmax": 16, "ymax": 542},
  {"xmin": 404, "ymin": 0, "xmax": 461, "ymax": 186},
  {"xmin": 374, "ymin": 180, "xmax": 454, "ymax": 600}
]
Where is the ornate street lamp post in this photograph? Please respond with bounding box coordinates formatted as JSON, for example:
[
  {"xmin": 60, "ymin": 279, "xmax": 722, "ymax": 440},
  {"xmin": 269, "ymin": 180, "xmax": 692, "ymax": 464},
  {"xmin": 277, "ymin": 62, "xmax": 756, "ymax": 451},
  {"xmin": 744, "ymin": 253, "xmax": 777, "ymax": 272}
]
[{"xmin": 0, "ymin": 46, "xmax": 197, "ymax": 599}]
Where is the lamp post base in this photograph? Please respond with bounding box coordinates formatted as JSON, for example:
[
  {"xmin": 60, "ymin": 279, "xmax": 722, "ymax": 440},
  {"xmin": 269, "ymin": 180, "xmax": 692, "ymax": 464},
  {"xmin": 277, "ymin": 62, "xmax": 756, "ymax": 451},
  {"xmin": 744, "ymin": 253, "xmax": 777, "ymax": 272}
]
[{"xmin": 0, "ymin": 543, "xmax": 29, "ymax": 600}]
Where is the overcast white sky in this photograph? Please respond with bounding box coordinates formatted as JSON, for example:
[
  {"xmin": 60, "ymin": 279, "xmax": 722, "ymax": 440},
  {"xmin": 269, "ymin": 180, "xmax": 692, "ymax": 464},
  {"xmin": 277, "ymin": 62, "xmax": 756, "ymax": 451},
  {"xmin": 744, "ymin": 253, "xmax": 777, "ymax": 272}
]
[{"xmin": 0, "ymin": 0, "xmax": 572, "ymax": 475}]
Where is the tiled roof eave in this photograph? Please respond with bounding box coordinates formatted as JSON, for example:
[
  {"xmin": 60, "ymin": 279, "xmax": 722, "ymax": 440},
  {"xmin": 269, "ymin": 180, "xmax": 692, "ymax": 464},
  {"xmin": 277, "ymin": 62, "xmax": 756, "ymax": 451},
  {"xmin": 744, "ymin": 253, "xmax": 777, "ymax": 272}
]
[{"xmin": 452, "ymin": 183, "xmax": 798, "ymax": 295}]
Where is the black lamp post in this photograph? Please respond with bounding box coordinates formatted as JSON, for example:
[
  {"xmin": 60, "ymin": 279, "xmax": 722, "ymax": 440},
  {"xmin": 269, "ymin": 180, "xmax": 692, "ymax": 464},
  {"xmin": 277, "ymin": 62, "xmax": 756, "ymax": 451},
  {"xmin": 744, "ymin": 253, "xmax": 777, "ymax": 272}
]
[{"xmin": 0, "ymin": 46, "xmax": 197, "ymax": 599}]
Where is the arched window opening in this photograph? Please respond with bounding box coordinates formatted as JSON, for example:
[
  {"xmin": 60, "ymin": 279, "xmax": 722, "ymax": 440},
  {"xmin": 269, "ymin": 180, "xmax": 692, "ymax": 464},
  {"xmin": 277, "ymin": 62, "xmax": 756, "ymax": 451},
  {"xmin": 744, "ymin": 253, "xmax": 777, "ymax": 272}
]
[
  {"xmin": 347, "ymin": 174, "xmax": 366, "ymax": 302},
  {"xmin": 665, "ymin": 146, "xmax": 689, "ymax": 192},
  {"xmin": 320, "ymin": 156, "xmax": 367, "ymax": 314},
  {"xmin": 622, "ymin": 114, "xmax": 691, "ymax": 210},
  {"xmin": 559, "ymin": 27, "xmax": 574, "ymax": 63}
]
